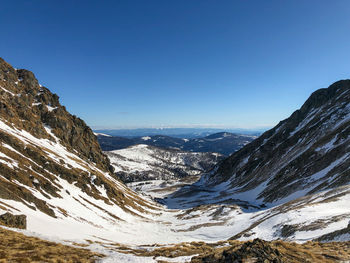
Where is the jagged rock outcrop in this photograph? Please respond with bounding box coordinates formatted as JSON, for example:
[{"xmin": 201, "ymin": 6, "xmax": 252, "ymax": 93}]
[
  {"xmin": 0, "ymin": 58, "xmax": 112, "ymax": 173},
  {"xmin": 191, "ymin": 238, "xmax": 350, "ymax": 263},
  {"xmin": 192, "ymin": 239, "xmax": 285, "ymax": 263},
  {"xmin": 315, "ymin": 221, "xmax": 350, "ymax": 242},
  {"xmin": 0, "ymin": 212, "xmax": 26, "ymax": 229}
]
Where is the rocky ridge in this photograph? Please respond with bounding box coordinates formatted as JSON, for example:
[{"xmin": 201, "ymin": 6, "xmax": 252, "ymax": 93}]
[
  {"xmin": 156, "ymin": 80, "xmax": 350, "ymax": 242},
  {"xmin": 198, "ymin": 80, "xmax": 350, "ymax": 204},
  {"xmin": 0, "ymin": 57, "xmax": 157, "ymax": 220},
  {"xmin": 0, "ymin": 58, "xmax": 112, "ymax": 172}
]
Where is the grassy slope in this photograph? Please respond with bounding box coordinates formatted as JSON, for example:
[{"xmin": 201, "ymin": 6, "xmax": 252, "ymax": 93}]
[
  {"xmin": 0, "ymin": 227, "xmax": 103, "ymax": 263},
  {"xmin": 0, "ymin": 225, "xmax": 349, "ymax": 262}
]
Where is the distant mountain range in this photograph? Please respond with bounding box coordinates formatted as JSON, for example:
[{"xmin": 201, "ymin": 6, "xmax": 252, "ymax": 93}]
[
  {"xmin": 96, "ymin": 132, "xmax": 257, "ymax": 156},
  {"xmin": 94, "ymin": 127, "xmax": 264, "ymax": 138}
]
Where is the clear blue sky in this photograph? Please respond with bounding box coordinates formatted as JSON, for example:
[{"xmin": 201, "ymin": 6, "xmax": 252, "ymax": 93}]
[{"xmin": 1, "ymin": 1, "xmax": 350, "ymax": 129}]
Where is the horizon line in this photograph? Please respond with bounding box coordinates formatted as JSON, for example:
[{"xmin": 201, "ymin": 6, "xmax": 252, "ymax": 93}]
[{"xmin": 92, "ymin": 125, "xmax": 272, "ymax": 131}]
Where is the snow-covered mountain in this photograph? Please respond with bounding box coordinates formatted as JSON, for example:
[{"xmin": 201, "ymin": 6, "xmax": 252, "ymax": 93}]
[
  {"xmin": 97, "ymin": 132, "xmax": 256, "ymax": 155},
  {"xmin": 106, "ymin": 144, "xmax": 223, "ymax": 182},
  {"xmin": 0, "ymin": 57, "xmax": 163, "ymax": 245},
  {"xmin": 203, "ymin": 80, "xmax": 350, "ymax": 203},
  {"xmin": 161, "ymin": 80, "xmax": 350, "ymax": 241}
]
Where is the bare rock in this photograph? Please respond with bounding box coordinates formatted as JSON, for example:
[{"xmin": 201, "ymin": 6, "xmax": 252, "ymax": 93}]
[{"xmin": 0, "ymin": 212, "xmax": 26, "ymax": 229}]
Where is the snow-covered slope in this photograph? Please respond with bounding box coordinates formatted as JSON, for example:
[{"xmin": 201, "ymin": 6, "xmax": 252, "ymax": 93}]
[
  {"xmin": 155, "ymin": 80, "xmax": 350, "ymax": 241},
  {"xmin": 106, "ymin": 144, "xmax": 223, "ymax": 182},
  {"xmin": 176, "ymin": 80, "xmax": 350, "ymax": 207},
  {"xmin": 0, "ymin": 57, "xmax": 164, "ymax": 245}
]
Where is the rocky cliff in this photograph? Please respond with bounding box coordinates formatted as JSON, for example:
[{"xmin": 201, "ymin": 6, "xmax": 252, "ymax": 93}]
[
  {"xmin": 0, "ymin": 58, "xmax": 112, "ymax": 173},
  {"xmin": 0, "ymin": 57, "xmax": 156, "ymax": 221}
]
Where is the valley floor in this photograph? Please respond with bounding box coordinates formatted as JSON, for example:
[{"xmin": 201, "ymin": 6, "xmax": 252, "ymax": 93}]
[
  {"xmin": 1, "ymin": 225, "xmax": 349, "ymax": 262},
  {"xmin": 1, "ymin": 176, "xmax": 349, "ymax": 262}
]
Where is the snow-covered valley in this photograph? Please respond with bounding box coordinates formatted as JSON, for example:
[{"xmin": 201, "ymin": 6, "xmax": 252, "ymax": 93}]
[{"xmin": 0, "ymin": 58, "xmax": 349, "ymax": 262}]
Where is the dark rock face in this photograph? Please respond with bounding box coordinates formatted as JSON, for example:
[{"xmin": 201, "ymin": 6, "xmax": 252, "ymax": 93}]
[
  {"xmin": 192, "ymin": 239, "xmax": 285, "ymax": 263},
  {"xmin": 0, "ymin": 212, "xmax": 26, "ymax": 229},
  {"xmin": 315, "ymin": 221, "xmax": 350, "ymax": 242},
  {"xmin": 0, "ymin": 57, "xmax": 151, "ymax": 218},
  {"xmin": 222, "ymin": 239, "xmax": 283, "ymax": 263},
  {"xmin": 0, "ymin": 57, "xmax": 112, "ymax": 173}
]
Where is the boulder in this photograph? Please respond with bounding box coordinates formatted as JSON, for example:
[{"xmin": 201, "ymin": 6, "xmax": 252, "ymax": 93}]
[{"xmin": 0, "ymin": 212, "xmax": 27, "ymax": 229}]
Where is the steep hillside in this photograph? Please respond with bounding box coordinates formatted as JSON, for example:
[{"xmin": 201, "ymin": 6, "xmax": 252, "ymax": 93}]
[
  {"xmin": 159, "ymin": 81, "xmax": 350, "ymax": 242},
  {"xmin": 0, "ymin": 60, "xmax": 112, "ymax": 173},
  {"xmin": 106, "ymin": 144, "xmax": 223, "ymax": 182},
  {"xmin": 0, "ymin": 57, "xmax": 161, "ymax": 242},
  {"xmin": 97, "ymin": 132, "xmax": 256, "ymax": 155},
  {"xmin": 188, "ymin": 80, "xmax": 350, "ymax": 206}
]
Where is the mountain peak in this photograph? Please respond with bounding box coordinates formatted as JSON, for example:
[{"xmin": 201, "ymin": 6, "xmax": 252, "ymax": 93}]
[
  {"xmin": 0, "ymin": 58, "xmax": 112, "ymax": 173},
  {"xmin": 0, "ymin": 58, "xmax": 154, "ymax": 222},
  {"xmin": 300, "ymin": 79, "xmax": 350, "ymax": 114}
]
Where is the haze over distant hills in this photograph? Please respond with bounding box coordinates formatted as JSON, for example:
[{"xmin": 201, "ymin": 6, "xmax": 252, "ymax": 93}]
[
  {"xmin": 94, "ymin": 127, "xmax": 265, "ymax": 139},
  {"xmin": 96, "ymin": 132, "xmax": 257, "ymax": 156}
]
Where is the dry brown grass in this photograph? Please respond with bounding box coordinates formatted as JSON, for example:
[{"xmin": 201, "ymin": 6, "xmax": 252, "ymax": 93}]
[
  {"xmin": 0, "ymin": 227, "xmax": 103, "ymax": 263},
  {"xmin": 272, "ymin": 240, "xmax": 350, "ymax": 262},
  {"xmin": 105, "ymin": 238, "xmax": 350, "ymax": 263},
  {"xmin": 0, "ymin": 226, "xmax": 349, "ymax": 263},
  {"xmin": 191, "ymin": 239, "xmax": 350, "ymax": 263},
  {"xmin": 102, "ymin": 240, "xmax": 242, "ymax": 260}
]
